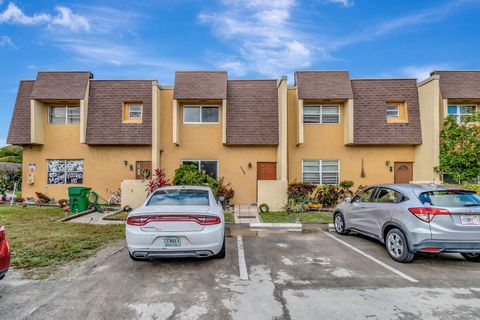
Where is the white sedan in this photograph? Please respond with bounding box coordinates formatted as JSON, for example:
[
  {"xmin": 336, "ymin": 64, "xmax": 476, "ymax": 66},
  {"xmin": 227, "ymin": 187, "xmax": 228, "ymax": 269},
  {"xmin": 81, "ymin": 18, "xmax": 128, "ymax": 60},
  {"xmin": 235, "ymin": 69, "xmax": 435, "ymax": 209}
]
[{"xmin": 126, "ymin": 186, "xmax": 225, "ymax": 260}]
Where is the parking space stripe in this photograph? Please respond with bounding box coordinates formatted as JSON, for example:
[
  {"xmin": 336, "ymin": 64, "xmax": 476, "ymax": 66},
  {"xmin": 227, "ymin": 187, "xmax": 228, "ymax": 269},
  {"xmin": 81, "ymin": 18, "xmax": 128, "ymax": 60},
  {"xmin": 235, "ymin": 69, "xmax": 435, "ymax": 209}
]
[
  {"xmin": 323, "ymin": 231, "xmax": 419, "ymax": 283},
  {"xmin": 237, "ymin": 236, "xmax": 249, "ymax": 281}
]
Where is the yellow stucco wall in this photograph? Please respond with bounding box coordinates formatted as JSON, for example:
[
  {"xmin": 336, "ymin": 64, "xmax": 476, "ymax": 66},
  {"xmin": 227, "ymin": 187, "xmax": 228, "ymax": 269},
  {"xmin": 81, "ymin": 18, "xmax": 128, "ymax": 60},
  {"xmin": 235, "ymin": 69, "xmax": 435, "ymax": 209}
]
[
  {"xmin": 22, "ymin": 105, "xmax": 151, "ymax": 202},
  {"xmin": 287, "ymin": 88, "xmax": 416, "ymax": 186},
  {"xmin": 158, "ymin": 88, "xmax": 277, "ymax": 205},
  {"xmin": 413, "ymin": 77, "xmax": 441, "ymax": 182}
]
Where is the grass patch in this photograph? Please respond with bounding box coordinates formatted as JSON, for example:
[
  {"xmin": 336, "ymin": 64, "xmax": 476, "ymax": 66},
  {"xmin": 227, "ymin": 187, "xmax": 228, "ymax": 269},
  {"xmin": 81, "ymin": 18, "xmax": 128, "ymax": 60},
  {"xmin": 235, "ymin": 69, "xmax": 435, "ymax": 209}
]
[
  {"xmin": 103, "ymin": 210, "xmax": 129, "ymax": 221},
  {"xmin": 224, "ymin": 211, "xmax": 234, "ymax": 223},
  {"xmin": 260, "ymin": 211, "xmax": 332, "ymax": 224},
  {"xmin": 0, "ymin": 206, "xmax": 124, "ymax": 279}
]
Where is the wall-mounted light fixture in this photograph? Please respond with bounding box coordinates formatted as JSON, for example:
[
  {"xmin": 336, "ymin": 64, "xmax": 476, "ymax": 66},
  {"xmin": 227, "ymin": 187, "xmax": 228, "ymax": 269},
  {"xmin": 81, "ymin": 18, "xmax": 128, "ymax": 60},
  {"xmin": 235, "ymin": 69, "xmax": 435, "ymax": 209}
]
[
  {"xmin": 123, "ymin": 160, "xmax": 128, "ymax": 166},
  {"xmin": 385, "ymin": 160, "xmax": 391, "ymax": 167},
  {"xmin": 129, "ymin": 164, "xmax": 134, "ymax": 171},
  {"xmin": 248, "ymin": 162, "xmax": 252, "ymax": 169}
]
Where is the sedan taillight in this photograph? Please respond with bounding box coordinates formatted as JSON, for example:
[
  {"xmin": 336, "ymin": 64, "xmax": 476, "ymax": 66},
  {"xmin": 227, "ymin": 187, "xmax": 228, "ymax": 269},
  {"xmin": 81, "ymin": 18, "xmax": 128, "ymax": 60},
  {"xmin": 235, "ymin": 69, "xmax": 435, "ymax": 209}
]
[
  {"xmin": 126, "ymin": 215, "xmax": 221, "ymax": 226},
  {"xmin": 408, "ymin": 207, "xmax": 450, "ymax": 223}
]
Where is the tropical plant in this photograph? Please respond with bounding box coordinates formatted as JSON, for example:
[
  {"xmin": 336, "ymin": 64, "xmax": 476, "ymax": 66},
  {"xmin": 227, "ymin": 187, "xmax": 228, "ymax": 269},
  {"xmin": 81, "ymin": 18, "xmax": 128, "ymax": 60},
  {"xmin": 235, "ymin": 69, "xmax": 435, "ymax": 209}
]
[
  {"xmin": 0, "ymin": 145, "xmax": 22, "ymax": 163},
  {"xmin": 0, "ymin": 167, "xmax": 22, "ymax": 194},
  {"xmin": 147, "ymin": 168, "xmax": 171, "ymax": 193},
  {"xmin": 435, "ymin": 114, "xmax": 480, "ymax": 183},
  {"xmin": 339, "ymin": 180, "xmax": 354, "ymax": 198},
  {"xmin": 287, "ymin": 181, "xmax": 316, "ymax": 202},
  {"xmin": 310, "ymin": 184, "xmax": 343, "ymax": 208},
  {"xmin": 216, "ymin": 177, "xmax": 235, "ymax": 207},
  {"xmin": 285, "ymin": 198, "xmax": 309, "ymax": 213}
]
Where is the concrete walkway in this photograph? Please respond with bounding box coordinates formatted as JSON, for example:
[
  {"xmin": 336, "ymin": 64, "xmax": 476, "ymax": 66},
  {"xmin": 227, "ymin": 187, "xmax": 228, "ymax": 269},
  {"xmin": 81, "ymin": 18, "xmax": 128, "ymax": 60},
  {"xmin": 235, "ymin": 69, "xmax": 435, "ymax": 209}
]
[
  {"xmin": 234, "ymin": 204, "xmax": 260, "ymax": 224},
  {"xmin": 66, "ymin": 211, "xmax": 124, "ymax": 225}
]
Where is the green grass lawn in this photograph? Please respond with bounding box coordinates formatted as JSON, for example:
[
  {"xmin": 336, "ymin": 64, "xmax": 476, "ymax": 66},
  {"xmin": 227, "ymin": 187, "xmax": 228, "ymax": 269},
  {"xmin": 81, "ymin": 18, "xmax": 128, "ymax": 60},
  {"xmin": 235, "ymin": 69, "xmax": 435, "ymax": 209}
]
[
  {"xmin": 260, "ymin": 211, "xmax": 332, "ymax": 224},
  {"xmin": 224, "ymin": 211, "xmax": 234, "ymax": 223},
  {"xmin": 0, "ymin": 206, "xmax": 125, "ymax": 279}
]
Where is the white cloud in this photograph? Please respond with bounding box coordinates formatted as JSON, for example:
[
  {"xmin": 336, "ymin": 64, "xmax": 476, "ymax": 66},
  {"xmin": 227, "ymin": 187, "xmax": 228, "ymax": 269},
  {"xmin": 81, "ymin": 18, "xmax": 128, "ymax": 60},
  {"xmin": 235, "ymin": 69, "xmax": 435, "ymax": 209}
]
[
  {"xmin": 199, "ymin": 0, "xmax": 315, "ymax": 76},
  {"xmin": 400, "ymin": 64, "xmax": 452, "ymax": 81},
  {"xmin": 0, "ymin": 2, "xmax": 90, "ymax": 32},
  {"xmin": 323, "ymin": 0, "xmax": 354, "ymax": 7},
  {"xmin": 0, "ymin": 137, "xmax": 7, "ymax": 148},
  {"xmin": 0, "ymin": 35, "xmax": 14, "ymax": 47}
]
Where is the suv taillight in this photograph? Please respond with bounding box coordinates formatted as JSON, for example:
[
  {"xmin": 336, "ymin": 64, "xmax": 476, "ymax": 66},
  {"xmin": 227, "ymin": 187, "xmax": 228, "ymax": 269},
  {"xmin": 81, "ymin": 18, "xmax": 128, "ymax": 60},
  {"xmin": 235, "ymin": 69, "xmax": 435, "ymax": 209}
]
[{"xmin": 408, "ymin": 207, "xmax": 450, "ymax": 222}]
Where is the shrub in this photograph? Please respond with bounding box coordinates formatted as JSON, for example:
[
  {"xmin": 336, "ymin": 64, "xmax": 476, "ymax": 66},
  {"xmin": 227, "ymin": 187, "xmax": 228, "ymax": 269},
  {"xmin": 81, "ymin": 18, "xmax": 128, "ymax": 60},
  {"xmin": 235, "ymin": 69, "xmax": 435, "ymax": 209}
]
[
  {"xmin": 14, "ymin": 197, "xmax": 25, "ymax": 203},
  {"xmin": 173, "ymin": 164, "xmax": 234, "ymax": 207},
  {"xmin": 288, "ymin": 181, "xmax": 316, "ymax": 202},
  {"xmin": 216, "ymin": 177, "xmax": 235, "ymax": 207},
  {"xmin": 35, "ymin": 192, "xmax": 52, "ymax": 204},
  {"xmin": 58, "ymin": 199, "xmax": 68, "ymax": 207},
  {"xmin": 355, "ymin": 185, "xmax": 368, "ymax": 194},
  {"xmin": 259, "ymin": 203, "xmax": 269, "ymax": 213},
  {"xmin": 459, "ymin": 184, "xmax": 480, "ymax": 195},
  {"xmin": 147, "ymin": 168, "xmax": 171, "ymax": 194},
  {"xmin": 311, "ymin": 184, "xmax": 343, "ymax": 208},
  {"xmin": 285, "ymin": 198, "xmax": 309, "ymax": 213}
]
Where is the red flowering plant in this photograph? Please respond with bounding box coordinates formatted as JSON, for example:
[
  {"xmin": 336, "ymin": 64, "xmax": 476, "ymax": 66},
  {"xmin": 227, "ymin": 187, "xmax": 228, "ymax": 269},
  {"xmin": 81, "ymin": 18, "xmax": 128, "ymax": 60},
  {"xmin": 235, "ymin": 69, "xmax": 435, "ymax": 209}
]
[{"xmin": 147, "ymin": 168, "xmax": 171, "ymax": 194}]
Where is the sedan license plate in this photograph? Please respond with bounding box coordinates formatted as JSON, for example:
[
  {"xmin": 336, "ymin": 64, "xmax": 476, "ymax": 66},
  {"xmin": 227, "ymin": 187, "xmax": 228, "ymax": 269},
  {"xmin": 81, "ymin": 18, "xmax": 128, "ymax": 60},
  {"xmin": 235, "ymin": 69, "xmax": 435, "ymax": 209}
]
[
  {"xmin": 163, "ymin": 236, "xmax": 181, "ymax": 247},
  {"xmin": 460, "ymin": 215, "xmax": 480, "ymax": 225}
]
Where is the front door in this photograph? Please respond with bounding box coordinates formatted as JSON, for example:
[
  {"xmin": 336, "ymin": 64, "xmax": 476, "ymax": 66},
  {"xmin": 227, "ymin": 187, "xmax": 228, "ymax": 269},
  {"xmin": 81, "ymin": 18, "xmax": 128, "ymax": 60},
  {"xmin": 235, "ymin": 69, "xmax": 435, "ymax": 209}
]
[
  {"xmin": 136, "ymin": 161, "xmax": 152, "ymax": 180},
  {"xmin": 394, "ymin": 162, "xmax": 413, "ymax": 184},
  {"xmin": 257, "ymin": 162, "xmax": 276, "ymax": 180}
]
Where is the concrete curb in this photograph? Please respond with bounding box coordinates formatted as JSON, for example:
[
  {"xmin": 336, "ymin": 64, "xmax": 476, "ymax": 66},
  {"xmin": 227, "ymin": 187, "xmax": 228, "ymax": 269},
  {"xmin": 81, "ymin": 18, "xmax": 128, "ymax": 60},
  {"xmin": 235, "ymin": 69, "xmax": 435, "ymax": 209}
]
[
  {"xmin": 60, "ymin": 209, "xmax": 96, "ymax": 222},
  {"xmin": 249, "ymin": 222, "xmax": 302, "ymax": 229},
  {"xmin": 328, "ymin": 223, "xmax": 335, "ymax": 232}
]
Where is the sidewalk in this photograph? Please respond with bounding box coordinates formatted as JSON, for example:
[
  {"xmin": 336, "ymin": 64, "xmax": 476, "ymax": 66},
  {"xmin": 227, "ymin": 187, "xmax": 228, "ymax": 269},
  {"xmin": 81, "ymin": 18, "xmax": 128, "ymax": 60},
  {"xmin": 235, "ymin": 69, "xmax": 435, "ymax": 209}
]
[{"xmin": 233, "ymin": 204, "xmax": 260, "ymax": 224}]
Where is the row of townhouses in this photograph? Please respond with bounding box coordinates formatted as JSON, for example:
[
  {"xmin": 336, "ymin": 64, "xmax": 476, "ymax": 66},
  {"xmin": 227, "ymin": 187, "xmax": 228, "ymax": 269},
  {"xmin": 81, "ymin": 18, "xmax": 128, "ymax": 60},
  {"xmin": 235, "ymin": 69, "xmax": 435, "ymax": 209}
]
[{"xmin": 7, "ymin": 70, "xmax": 480, "ymax": 209}]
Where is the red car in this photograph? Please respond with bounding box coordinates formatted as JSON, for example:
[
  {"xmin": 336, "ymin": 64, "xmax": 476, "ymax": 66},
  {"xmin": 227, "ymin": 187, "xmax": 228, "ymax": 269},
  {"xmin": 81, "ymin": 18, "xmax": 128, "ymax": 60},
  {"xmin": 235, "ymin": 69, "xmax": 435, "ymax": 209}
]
[{"xmin": 0, "ymin": 225, "xmax": 10, "ymax": 279}]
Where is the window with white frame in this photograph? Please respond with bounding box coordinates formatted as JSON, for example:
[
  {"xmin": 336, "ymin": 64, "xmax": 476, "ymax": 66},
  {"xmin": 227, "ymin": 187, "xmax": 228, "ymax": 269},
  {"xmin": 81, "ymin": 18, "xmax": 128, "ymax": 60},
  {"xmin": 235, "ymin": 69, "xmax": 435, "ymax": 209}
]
[
  {"xmin": 386, "ymin": 105, "xmax": 400, "ymax": 118},
  {"xmin": 48, "ymin": 106, "xmax": 80, "ymax": 124},
  {"xmin": 47, "ymin": 160, "xmax": 84, "ymax": 184},
  {"xmin": 303, "ymin": 105, "xmax": 340, "ymax": 124},
  {"xmin": 127, "ymin": 104, "xmax": 143, "ymax": 119},
  {"xmin": 184, "ymin": 106, "xmax": 219, "ymax": 124},
  {"xmin": 182, "ymin": 160, "xmax": 218, "ymax": 179},
  {"xmin": 302, "ymin": 160, "xmax": 340, "ymax": 184},
  {"xmin": 447, "ymin": 105, "xmax": 477, "ymax": 124}
]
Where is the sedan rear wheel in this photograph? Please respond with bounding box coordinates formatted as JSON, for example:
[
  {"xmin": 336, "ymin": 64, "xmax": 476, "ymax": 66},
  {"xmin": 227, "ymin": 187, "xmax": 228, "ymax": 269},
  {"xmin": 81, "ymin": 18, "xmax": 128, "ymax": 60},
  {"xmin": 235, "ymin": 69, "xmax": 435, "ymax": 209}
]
[
  {"xmin": 214, "ymin": 238, "xmax": 226, "ymax": 259},
  {"xmin": 386, "ymin": 228, "xmax": 414, "ymax": 263},
  {"xmin": 461, "ymin": 253, "xmax": 480, "ymax": 262}
]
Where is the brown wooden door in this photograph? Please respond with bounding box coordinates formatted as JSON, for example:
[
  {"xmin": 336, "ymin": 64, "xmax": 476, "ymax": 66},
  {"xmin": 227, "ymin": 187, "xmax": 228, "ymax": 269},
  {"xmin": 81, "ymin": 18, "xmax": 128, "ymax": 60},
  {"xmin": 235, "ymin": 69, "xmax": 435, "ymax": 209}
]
[
  {"xmin": 257, "ymin": 162, "xmax": 277, "ymax": 180},
  {"xmin": 136, "ymin": 161, "xmax": 152, "ymax": 180},
  {"xmin": 394, "ymin": 162, "xmax": 413, "ymax": 184}
]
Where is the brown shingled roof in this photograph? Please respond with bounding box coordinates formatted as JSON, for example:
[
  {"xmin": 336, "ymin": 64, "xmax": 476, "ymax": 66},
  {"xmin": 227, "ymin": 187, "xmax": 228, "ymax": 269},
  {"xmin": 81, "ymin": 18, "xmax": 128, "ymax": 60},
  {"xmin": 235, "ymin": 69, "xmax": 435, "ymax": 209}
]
[
  {"xmin": 432, "ymin": 71, "xmax": 480, "ymax": 99},
  {"xmin": 7, "ymin": 80, "xmax": 34, "ymax": 145},
  {"xmin": 296, "ymin": 71, "xmax": 353, "ymax": 100},
  {"xmin": 31, "ymin": 71, "xmax": 92, "ymax": 100},
  {"xmin": 226, "ymin": 80, "xmax": 278, "ymax": 145},
  {"xmin": 173, "ymin": 71, "xmax": 227, "ymax": 100},
  {"xmin": 85, "ymin": 80, "xmax": 152, "ymax": 145},
  {"xmin": 351, "ymin": 79, "xmax": 422, "ymax": 145}
]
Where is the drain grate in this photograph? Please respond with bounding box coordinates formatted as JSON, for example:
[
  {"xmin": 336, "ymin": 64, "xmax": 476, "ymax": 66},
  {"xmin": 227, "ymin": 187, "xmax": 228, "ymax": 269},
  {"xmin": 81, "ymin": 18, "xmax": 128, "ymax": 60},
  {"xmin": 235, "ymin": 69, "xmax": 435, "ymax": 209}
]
[{"xmin": 237, "ymin": 215, "xmax": 257, "ymax": 219}]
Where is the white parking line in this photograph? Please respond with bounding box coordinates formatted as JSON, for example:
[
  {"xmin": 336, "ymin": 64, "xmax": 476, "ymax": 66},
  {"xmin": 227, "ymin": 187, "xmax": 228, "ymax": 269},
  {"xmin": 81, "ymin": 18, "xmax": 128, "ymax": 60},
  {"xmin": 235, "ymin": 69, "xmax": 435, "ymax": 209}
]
[
  {"xmin": 237, "ymin": 236, "xmax": 249, "ymax": 281},
  {"xmin": 323, "ymin": 231, "xmax": 419, "ymax": 283}
]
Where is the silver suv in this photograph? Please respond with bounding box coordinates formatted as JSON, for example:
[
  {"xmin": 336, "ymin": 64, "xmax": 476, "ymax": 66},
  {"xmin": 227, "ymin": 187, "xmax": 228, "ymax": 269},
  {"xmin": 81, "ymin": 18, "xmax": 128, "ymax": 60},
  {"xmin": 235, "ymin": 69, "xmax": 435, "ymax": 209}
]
[{"xmin": 333, "ymin": 184, "xmax": 480, "ymax": 263}]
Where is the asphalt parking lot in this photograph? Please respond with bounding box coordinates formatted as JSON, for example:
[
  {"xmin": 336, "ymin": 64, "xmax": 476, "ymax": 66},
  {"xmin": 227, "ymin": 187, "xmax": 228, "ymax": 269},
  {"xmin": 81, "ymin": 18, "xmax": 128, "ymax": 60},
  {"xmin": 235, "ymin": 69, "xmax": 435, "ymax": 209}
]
[{"xmin": 1, "ymin": 225, "xmax": 480, "ymax": 319}]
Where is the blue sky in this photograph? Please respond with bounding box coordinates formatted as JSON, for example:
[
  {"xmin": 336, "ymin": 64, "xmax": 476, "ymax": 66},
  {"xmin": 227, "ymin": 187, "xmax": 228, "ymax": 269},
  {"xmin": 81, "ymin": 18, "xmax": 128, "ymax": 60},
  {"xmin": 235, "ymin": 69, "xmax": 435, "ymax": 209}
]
[{"xmin": 1, "ymin": 0, "xmax": 480, "ymax": 146}]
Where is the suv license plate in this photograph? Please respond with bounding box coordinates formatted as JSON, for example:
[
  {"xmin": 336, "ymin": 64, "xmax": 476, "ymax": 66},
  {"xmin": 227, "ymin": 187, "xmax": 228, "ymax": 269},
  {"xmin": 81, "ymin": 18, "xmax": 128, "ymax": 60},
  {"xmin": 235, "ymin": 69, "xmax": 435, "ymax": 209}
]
[
  {"xmin": 460, "ymin": 215, "xmax": 480, "ymax": 225},
  {"xmin": 163, "ymin": 236, "xmax": 181, "ymax": 247}
]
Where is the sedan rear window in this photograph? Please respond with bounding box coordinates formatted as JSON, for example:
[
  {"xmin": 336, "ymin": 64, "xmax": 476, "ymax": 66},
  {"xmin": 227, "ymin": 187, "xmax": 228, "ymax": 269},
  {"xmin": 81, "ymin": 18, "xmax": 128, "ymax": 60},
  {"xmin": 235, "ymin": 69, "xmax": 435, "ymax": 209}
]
[
  {"xmin": 419, "ymin": 190, "xmax": 480, "ymax": 207},
  {"xmin": 147, "ymin": 189, "xmax": 209, "ymax": 206}
]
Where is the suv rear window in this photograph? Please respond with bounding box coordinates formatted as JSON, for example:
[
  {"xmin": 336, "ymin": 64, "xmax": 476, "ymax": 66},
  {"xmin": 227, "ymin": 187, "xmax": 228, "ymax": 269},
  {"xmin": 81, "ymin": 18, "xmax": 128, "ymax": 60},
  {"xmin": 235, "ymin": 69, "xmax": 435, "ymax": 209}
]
[
  {"xmin": 419, "ymin": 190, "xmax": 480, "ymax": 207},
  {"xmin": 147, "ymin": 189, "xmax": 209, "ymax": 206}
]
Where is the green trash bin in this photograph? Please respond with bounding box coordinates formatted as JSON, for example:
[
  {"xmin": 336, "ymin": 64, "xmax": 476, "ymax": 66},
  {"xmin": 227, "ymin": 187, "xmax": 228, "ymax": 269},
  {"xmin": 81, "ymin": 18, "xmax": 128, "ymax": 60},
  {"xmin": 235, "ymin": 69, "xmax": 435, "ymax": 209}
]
[{"xmin": 68, "ymin": 187, "xmax": 97, "ymax": 214}]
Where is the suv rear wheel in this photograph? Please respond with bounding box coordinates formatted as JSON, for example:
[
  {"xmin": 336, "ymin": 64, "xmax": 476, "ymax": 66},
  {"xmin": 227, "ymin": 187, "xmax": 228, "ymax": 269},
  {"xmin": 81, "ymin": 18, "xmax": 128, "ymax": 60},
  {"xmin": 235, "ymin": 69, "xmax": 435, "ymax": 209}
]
[
  {"xmin": 333, "ymin": 212, "xmax": 349, "ymax": 235},
  {"xmin": 461, "ymin": 253, "xmax": 480, "ymax": 262},
  {"xmin": 385, "ymin": 228, "xmax": 414, "ymax": 263}
]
